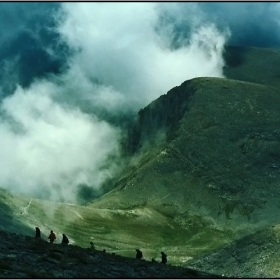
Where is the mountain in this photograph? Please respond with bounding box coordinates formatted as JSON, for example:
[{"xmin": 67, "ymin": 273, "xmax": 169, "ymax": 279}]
[
  {"xmin": 88, "ymin": 46, "xmax": 280, "ymax": 276},
  {"xmin": 1, "ymin": 46, "xmax": 280, "ymax": 278},
  {"xmin": 93, "ymin": 76, "xmax": 280, "ymax": 230}
]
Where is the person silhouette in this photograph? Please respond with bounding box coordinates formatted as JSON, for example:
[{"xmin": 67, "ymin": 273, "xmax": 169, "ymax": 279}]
[
  {"xmin": 136, "ymin": 249, "xmax": 143, "ymax": 259},
  {"xmin": 35, "ymin": 227, "xmax": 41, "ymax": 239},
  {"xmin": 48, "ymin": 230, "xmax": 56, "ymax": 243},
  {"xmin": 161, "ymin": 251, "xmax": 167, "ymax": 264},
  {"xmin": 61, "ymin": 233, "xmax": 69, "ymax": 245},
  {"xmin": 90, "ymin": 241, "xmax": 95, "ymax": 250}
]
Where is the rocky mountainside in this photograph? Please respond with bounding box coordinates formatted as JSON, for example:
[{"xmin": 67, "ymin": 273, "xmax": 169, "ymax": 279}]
[
  {"xmin": 89, "ymin": 65, "xmax": 280, "ymax": 276},
  {"xmin": 187, "ymin": 224, "xmax": 280, "ymax": 278},
  {"xmin": 93, "ymin": 76, "xmax": 280, "ymax": 231},
  {"xmin": 0, "ymin": 229, "xmax": 224, "ymax": 278}
]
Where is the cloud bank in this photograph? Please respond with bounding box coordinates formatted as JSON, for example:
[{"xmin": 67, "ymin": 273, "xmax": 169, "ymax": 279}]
[
  {"xmin": 5, "ymin": 2, "xmax": 278, "ymax": 202},
  {"xmin": 56, "ymin": 3, "xmax": 227, "ymax": 108},
  {"xmin": 0, "ymin": 81, "xmax": 121, "ymax": 202}
]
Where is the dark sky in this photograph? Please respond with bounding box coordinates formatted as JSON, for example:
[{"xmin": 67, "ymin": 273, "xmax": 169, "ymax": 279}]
[
  {"xmin": 0, "ymin": 2, "xmax": 280, "ymax": 95},
  {"xmin": 0, "ymin": 2, "xmax": 279, "ymax": 94},
  {"xmin": 199, "ymin": 2, "xmax": 280, "ymax": 48},
  {"xmin": 0, "ymin": 2, "xmax": 71, "ymax": 96}
]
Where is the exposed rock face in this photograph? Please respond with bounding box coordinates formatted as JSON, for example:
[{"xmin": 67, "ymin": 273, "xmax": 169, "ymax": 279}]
[
  {"xmin": 126, "ymin": 80, "xmax": 195, "ymax": 155},
  {"xmin": 0, "ymin": 230, "xmax": 223, "ymax": 278}
]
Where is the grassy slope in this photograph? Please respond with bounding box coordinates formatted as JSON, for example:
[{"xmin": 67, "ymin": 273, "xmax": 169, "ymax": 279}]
[
  {"xmin": 0, "ymin": 187, "xmax": 220, "ymax": 264},
  {"xmin": 89, "ymin": 76, "xmax": 280, "ymax": 266},
  {"xmin": 224, "ymin": 46, "xmax": 280, "ymax": 88},
  {"xmin": 93, "ymin": 76, "xmax": 280, "ymax": 226}
]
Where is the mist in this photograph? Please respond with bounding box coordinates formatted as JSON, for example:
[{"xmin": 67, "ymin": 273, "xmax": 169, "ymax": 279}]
[
  {"xmin": 56, "ymin": 3, "xmax": 227, "ymax": 107},
  {"xmin": 0, "ymin": 2, "xmax": 278, "ymax": 203},
  {"xmin": 0, "ymin": 80, "xmax": 121, "ymax": 202}
]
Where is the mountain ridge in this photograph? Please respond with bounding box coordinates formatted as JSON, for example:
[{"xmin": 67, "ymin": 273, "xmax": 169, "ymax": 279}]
[{"xmin": 94, "ymin": 76, "xmax": 280, "ymax": 231}]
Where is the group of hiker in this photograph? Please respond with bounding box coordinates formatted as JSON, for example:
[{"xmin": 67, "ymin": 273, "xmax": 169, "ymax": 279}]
[
  {"xmin": 35, "ymin": 227, "xmax": 167, "ymax": 264},
  {"xmin": 136, "ymin": 248, "xmax": 167, "ymax": 264},
  {"xmin": 35, "ymin": 227, "xmax": 69, "ymax": 245}
]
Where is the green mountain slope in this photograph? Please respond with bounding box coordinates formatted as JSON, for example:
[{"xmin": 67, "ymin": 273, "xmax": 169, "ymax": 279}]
[
  {"xmin": 93, "ymin": 77, "xmax": 280, "ymax": 231},
  {"xmin": 86, "ymin": 76, "xmax": 280, "ymax": 273},
  {"xmin": 224, "ymin": 46, "xmax": 280, "ymax": 88},
  {"xmin": 0, "ymin": 186, "xmax": 217, "ymax": 264}
]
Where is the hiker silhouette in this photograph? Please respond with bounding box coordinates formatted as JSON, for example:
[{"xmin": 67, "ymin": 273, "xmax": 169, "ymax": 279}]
[
  {"xmin": 161, "ymin": 251, "xmax": 167, "ymax": 264},
  {"xmin": 61, "ymin": 233, "xmax": 69, "ymax": 245},
  {"xmin": 90, "ymin": 241, "xmax": 95, "ymax": 249},
  {"xmin": 35, "ymin": 227, "xmax": 41, "ymax": 238},
  {"xmin": 136, "ymin": 249, "xmax": 143, "ymax": 259},
  {"xmin": 48, "ymin": 230, "xmax": 56, "ymax": 243}
]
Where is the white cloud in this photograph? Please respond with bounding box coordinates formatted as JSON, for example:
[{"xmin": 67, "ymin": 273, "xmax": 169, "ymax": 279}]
[
  {"xmin": 0, "ymin": 3, "xmax": 229, "ymax": 203},
  {"xmin": 0, "ymin": 81, "xmax": 121, "ymax": 202},
  {"xmin": 57, "ymin": 2, "xmax": 229, "ymax": 106}
]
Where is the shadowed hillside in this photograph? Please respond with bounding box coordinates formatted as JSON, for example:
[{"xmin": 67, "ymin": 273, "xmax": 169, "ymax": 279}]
[
  {"xmin": 224, "ymin": 46, "xmax": 280, "ymax": 88},
  {"xmin": 187, "ymin": 224, "xmax": 280, "ymax": 278}
]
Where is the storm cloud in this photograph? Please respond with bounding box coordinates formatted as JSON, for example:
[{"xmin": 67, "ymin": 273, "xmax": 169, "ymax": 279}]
[
  {"xmin": 0, "ymin": 2, "xmax": 70, "ymax": 96},
  {"xmin": 198, "ymin": 2, "xmax": 280, "ymax": 48}
]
